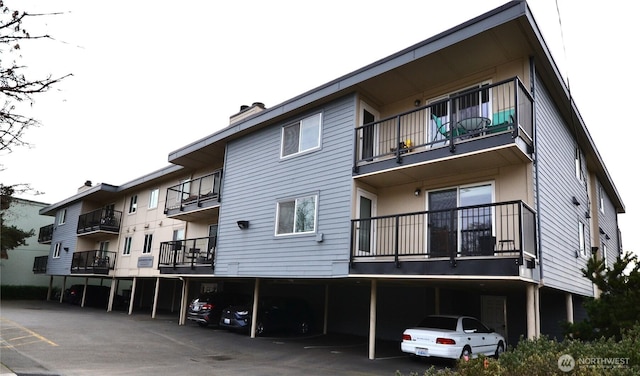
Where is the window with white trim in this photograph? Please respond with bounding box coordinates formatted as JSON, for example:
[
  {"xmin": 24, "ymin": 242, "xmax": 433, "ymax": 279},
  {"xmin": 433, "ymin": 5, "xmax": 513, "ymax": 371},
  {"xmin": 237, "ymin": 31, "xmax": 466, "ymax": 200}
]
[
  {"xmin": 148, "ymin": 188, "xmax": 159, "ymax": 209},
  {"xmin": 57, "ymin": 209, "xmax": 66, "ymax": 225},
  {"xmin": 598, "ymin": 185, "xmax": 605, "ymax": 214},
  {"xmin": 276, "ymin": 195, "xmax": 317, "ymax": 235},
  {"xmin": 129, "ymin": 195, "xmax": 138, "ymax": 213},
  {"xmin": 575, "ymin": 147, "xmax": 584, "ymax": 182},
  {"xmin": 578, "ymin": 221, "xmax": 586, "ymax": 257},
  {"xmin": 53, "ymin": 243, "xmax": 62, "ymax": 258},
  {"xmin": 281, "ymin": 113, "xmax": 322, "ymax": 158},
  {"xmin": 123, "ymin": 237, "xmax": 132, "ymax": 255},
  {"xmin": 601, "ymin": 241, "xmax": 608, "ymax": 265},
  {"xmin": 143, "ymin": 233, "xmax": 153, "ymax": 254}
]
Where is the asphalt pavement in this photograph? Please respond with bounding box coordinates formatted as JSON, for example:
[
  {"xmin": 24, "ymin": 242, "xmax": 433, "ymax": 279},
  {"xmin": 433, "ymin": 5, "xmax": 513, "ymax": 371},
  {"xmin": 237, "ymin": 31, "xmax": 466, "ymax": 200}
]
[{"xmin": 0, "ymin": 300, "xmax": 447, "ymax": 376}]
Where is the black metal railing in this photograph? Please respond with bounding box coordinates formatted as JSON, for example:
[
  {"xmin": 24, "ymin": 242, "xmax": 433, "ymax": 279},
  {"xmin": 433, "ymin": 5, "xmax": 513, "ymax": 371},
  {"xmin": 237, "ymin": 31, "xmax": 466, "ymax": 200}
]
[
  {"xmin": 158, "ymin": 236, "xmax": 216, "ymax": 270},
  {"xmin": 354, "ymin": 77, "xmax": 534, "ymax": 168},
  {"xmin": 38, "ymin": 224, "xmax": 54, "ymax": 243},
  {"xmin": 164, "ymin": 170, "xmax": 222, "ymax": 214},
  {"xmin": 350, "ymin": 200, "xmax": 536, "ymax": 266},
  {"xmin": 71, "ymin": 250, "xmax": 116, "ymax": 274},
  {"xmin": 77, "ymin": 208, "xmax": 123, "ymax": 234},
  {"xmin": 33, "ymin": 256, "xmax": 48, "ymax": 273}
]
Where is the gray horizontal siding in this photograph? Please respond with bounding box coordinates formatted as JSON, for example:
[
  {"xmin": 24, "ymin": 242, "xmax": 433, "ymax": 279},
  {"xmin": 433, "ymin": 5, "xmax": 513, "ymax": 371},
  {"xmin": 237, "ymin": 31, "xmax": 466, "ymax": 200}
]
[
  {"xmin": 216, "ymin": 95, "xmax": 356, "ymax": 278},
  {"xmin": 535, "ymin": 79, "xmax": 593, "ymax": 296},
  {"xmin": 597, "ymin": 181, "xmax": 621, "ymax": 267},
  {"xmin": 47, "ymin": 203, "xmax": 81, "ymax": 276}
]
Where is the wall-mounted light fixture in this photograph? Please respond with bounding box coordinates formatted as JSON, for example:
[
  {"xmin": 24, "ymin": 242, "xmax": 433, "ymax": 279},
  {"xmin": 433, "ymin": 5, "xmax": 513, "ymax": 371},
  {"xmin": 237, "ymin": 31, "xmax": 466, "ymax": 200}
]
[
  {"xmin": 605, "ymin": 234, "xmax": 611, "ymax": 240},
  {"xmin": 237, "ymin": 220, "xmax": 249, "ymax": 230},
  {"xmin": 572, "ymin": 196, "xmax": 580, "ymax": 206},
  {"xmin": 414, "ymin": 188, "xmax": 421, "ymax": 197},
  {"xmin": 64, "ymin": 247, "xmax": 69, "ymax": 252},
  {"xmin": 414, "ymin": 99, "xmax": 421, "ymax": 107}
]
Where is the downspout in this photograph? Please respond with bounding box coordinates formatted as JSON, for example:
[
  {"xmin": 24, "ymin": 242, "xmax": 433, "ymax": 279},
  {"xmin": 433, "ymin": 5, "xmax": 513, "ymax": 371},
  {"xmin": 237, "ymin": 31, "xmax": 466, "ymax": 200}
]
[{"xmin": 530, "ymin": 55, "xmax": 543, "ymax": 284}]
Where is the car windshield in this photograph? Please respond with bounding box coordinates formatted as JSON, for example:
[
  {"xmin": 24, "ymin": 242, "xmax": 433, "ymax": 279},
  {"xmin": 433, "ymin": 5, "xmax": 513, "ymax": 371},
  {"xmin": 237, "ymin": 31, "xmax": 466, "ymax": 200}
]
[{"xmin": 416, "ymin": 316, "xmax": 458, "ymax": 330}]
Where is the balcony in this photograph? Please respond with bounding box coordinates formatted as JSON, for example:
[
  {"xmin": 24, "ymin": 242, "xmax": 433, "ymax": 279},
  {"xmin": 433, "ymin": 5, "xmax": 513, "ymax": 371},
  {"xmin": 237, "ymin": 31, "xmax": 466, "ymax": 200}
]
[
  {"xmin": 158, "ymin": 236, "xmax": 216, "ymax": 274},
  {"xmin": 77, "ymin": 208, "xmax": 122, "ymax": 236},
  {"xmin": 33, "ymin": 256, "xmax": 48, "ymax": 274},
  {"xmin": 71, "ymin": 250, "xmax": 116, "ymax": 275},
  {"xmin": 353, "ymin": 77, "xmax": 534, "ymax": 177},
  {"xmin": 350, "ymin": 201, "xmax": 537, "ymax": 278},
  {"xmin": 164, "ymin": 171, "xmax": 222, "ymax": 221},
  {"xmin": 38, "ymin": 224, "xmax": 54, "ymax": 244}
]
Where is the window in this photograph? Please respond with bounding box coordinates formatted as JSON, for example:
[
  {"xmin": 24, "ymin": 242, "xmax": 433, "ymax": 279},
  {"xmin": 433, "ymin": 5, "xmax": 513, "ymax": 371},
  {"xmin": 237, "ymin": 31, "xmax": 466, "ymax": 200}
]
[
  {"xmin": 276, "ymin": 195, "xmax": 317, "ymax": 235},
  {"xmin": 598, "ymin": 185, "xmax": 605, "ymax": 214},
  {"xmin": 149, "ymin": 188, "xmax": 159, "ymax": 209},
  {"xmin": 99, "ymin": 241, "xmax": 109, "ymax": 251},
  {"xmin": 57, "ymin": 209, "xmax": 67, "ymax": 225},
  {"xmin": 129, "ymin": 195, "xmax": 138, "ymax": 213},
  {"xmin": 53, "ymin": 243, "xmax": 62, "ymax": 258},
  {"xmin": 601, "ymin": 241, "xmax": 608, "ymax": 265},
  {"xmin": 123, "ymin": 237, "xmax": 132, "ymax": 255},
  {"xmin": 575, "ymin": 147, "xmax": 584, "ymax": 182},
  {"xmin": 578, "ymin": 221, "xmax": 586, "ymax": 257},
  {"xmin": 281, "ymin": 113, "xmax": 322, "ymax": 157},
  {"xmin": 143, "ymin": 234, "xmax": 153, "ymax": 254}
]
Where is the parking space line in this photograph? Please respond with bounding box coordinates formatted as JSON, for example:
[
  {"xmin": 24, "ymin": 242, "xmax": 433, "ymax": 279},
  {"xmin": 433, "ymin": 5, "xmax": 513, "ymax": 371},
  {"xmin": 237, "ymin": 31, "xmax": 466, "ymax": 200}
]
[{"xmin": 0, "ymin": 318, "xmax": 58, "ymax": 348}]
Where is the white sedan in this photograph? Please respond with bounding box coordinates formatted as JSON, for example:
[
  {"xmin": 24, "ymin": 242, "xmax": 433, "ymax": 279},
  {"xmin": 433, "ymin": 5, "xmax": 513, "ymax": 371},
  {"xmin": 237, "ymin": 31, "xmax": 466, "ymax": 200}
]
[{"xmin": 401, "ymin": 315, "xmax": 505, "ymax": 360}]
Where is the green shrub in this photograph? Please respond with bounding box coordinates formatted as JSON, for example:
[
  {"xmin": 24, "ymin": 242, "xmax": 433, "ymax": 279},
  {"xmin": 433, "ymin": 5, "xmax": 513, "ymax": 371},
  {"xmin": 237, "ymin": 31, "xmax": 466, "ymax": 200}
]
[{"xmin": 0, "ymin": 285, "xmax": 57, "ymax": 300}]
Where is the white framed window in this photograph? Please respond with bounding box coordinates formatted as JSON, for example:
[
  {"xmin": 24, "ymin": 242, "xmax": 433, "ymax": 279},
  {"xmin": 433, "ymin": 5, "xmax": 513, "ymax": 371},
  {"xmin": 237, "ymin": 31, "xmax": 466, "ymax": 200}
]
[
  {"xmin": 281, "ymin": 113, "xmax": 322, "ymax": 158},
  {"xmin": 143, "ymin": 233, "xmax": 153, "ymax": 254},
  {"xmin": 601, "ymin": 241, "xmax": 608, "ymax": 265},
  {"xmin": 148, "ymin": 188, "xmax": 159, "ymax": 209},
  {"xmin": 276, "ymin": 195, "xmax": 318, "ymax": 235},
  {"xmin": 53, "ymin": 243, "xmax": 62, "ymax": 258},
  {"xmin": 598, "ymin": 185, "xmax": 605, "ymax": 214},
  {"xmin": 99, "ymin": 241, "xmax": 109, "ymax": 251},
  {"xmin": 57, "ymin": 209, "xmax": 67, "ymax": 225},
  {"xmin": 578, "ymin": 221, "xmax": 586, "ymax": 257},
  {"xmin": 575, "ymin": 147, "xmax": 584, "ymax": 182},
  {"xmin": 129, "ymin": 195, "xmax": 138, "ymax": 213},
  {"xmin": 123, "ymin": 237, "xmax": 132, "ymax": 255}
]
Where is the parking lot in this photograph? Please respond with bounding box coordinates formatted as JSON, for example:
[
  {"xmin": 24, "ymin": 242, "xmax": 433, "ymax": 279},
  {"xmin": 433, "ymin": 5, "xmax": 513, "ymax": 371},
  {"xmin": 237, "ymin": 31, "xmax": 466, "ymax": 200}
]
[{"xmin": 0, "ymin": 300, "xmax": 447, "ymax": 376}]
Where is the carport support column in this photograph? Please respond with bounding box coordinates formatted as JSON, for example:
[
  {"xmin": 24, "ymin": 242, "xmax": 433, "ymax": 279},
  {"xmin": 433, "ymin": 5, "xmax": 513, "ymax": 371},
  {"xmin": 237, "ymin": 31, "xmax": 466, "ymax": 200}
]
[
  {"xmin": 107, "ymin": 278, "xmax": 117, "ymax": 312},
  {"xmin": 323, "ymin": 284, "xmax": 329, "ymax": 335},
  {"xmin": 179, "ymin": 278, "xmax": 189, "ymax": 325},
  {"xmin": 526, "ymin": 284, "xmax": 540, "ymax": 339},
  {"xmin": 60, "ymin": 276, "xmax": 67, "ymax": 303},
  {"xmin": 368, "ymin": 279, "xmax": 377, "ymax": 360},
  {"xmin": 566, "ymin": 293, "xmax": 574, "ymax": 324},
  {"xmin": 47, "ymin": 276, "xmax": 53, "ymax": 301},
  {"xmin": 128, "ymin": 277, "xmax": 137, "ymax": 315},
  {"xmin": 152, "ymin": 277, "xmax": 160, "ymax": 319},
  {"xmin": 81, "ymin": 277, "xmax": 89, "ymax": 307},
  {"xmin": 250, "ymin": 278, "xmax": 260, "ymax": 339}
]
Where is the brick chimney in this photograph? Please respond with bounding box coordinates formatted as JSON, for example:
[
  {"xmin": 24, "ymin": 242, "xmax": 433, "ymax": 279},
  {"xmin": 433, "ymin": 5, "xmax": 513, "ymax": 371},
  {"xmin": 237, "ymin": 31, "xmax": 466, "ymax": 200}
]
[{"xmin": 229, "ymin": 102, "xmax": 265, "ymax": 125}]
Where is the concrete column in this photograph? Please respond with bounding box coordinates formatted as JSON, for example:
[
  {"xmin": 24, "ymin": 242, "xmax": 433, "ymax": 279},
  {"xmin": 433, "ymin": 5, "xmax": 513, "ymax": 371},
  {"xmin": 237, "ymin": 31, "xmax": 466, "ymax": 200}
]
[
  {"xmin": 107, "ymin": 278, "xmax": 117, "ymax": 312},
  {"xmin": 47, "ymin": 276, "xmax": 53, "ymax": 301},
  {"xmin": 323, "ymin": 284, "xmax": 329, "ymax": 335},
  {"xmin": 179, "ymin": 278, "xmax": 189, "ymax": 325},
  {"xmin": 434, "ymin": 287, "xmax": 440, "ymax": 315},
  {"xmin": 534, "ymin": 286, "xmax": 540, "ymax": 337},
  {"xmin": 566, "ymin": 293, "xmax": 574, "ymax": 324},
  {"xmin": 81, "ymin": 277, "xmax": 89, "ymax": 307},
  {"xmin": 59, "ymin": 276, "xmax": 67, "ymax": 303},
  {"xmin": 526, "ymin": 284, "xmax": 538, "ymax": 339},
  {"xmin": 368, "ymin": 279, "xmax": 377, "ymax": 360},
  {"xmin": 128, "ymin": 277, "xmax": 137, "ymax": 315},
  {"xmin": 250, "ymin": 278, "xmax": 260, "ymax": 338},
  {"xmin": 152, "ymin": 277, "xmax": 160, "ymax": 319}
]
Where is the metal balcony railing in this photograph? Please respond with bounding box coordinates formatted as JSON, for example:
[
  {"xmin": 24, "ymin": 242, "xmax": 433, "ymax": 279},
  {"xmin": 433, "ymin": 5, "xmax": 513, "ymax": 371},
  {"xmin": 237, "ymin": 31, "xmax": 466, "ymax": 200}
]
[
  {"xmin": 164, "ymin": 171, "xmax": 222, "ymax": 214},
  {"xmin": 77, "ymin": 208, "xmax": 122, "ymax": 234},
  {"xmin": 158, "ymin": 236, "xmax": 216, "ymax": 270},
  {"xmin": 38, "ymin": 224, "xmax": 54, "ymax": 243},
  {"xmin": 71, "ymin": 250, "xmax": 116, "ymax": 274},
  {"xmin": 354, "ymin": 77, "xmax": 534, "ymax": 169},
  {"xmin": 350, "ymin": 200, "xmax": 536, "ymax": 267},
  {"xmin": 33, "ymin": 256, "xmax": 48, "ymax": 273}
]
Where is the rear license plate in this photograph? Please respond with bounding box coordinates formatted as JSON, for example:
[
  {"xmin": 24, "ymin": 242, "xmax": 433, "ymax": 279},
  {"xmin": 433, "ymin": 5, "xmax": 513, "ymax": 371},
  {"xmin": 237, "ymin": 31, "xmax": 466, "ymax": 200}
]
[
  {"xmin": 416, "ymin": 347, "xmax": 429, "ymax": 356},
  {"xmin": 224, "ymin": 318, "xmax": 231, "ymax": 324}
]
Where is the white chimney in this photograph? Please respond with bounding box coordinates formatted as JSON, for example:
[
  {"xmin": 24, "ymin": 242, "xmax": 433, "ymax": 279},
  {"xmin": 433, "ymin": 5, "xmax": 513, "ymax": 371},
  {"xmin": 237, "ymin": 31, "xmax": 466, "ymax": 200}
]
[
  {"xmin": 229, "ymin": 102, "xmax": 265, "ymax": 125},
  {"xmin": 77, "ymin": 180, "xmax": 92, "ymax": 193}
]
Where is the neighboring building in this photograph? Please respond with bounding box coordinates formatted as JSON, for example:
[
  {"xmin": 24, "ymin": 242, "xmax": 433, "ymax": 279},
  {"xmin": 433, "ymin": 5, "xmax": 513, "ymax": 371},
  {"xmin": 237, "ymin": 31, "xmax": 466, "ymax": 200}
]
[
  {"xmin": 35, "ymin": 1, "xmax": 624, "ymax": 359},
  {"xmin": 1, "ymin": 198, "xmax": 53, "ymax": 287}
]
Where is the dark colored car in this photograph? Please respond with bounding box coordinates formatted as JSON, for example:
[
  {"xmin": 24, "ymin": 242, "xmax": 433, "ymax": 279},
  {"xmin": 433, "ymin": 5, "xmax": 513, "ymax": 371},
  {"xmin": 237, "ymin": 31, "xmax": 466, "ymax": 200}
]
[
  {"xmin": 63, "ymin": 284, "xmax": 111, "ymax": 308},
  {"xmin": 187, "ymin": 292, "xmax": 249, "ymax": 327},
  {"xmin": 219, "ymin": 296, "xmax": 313, "ymax": 336}
]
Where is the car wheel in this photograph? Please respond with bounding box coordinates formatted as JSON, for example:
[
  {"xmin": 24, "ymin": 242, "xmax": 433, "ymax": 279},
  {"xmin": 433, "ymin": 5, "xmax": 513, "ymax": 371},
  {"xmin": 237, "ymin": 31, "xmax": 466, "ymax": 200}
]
[
  {"xmin": 460, "ymin": 346, "xmax": 472, "ymax": 360},
  {"xmin": 255, "ymin": 321, "xmax": 265, "ymax": 336},
  {"xmin": 495, "ymin": 341, "xmax": 505, "ymax": 358},
  {"xmin": 197, "ymin": 322, "xmax": 208, "ymax": 328},
  {"xmin": 298, "ymin": 320, "xmax": 310, "ymax": 335}
]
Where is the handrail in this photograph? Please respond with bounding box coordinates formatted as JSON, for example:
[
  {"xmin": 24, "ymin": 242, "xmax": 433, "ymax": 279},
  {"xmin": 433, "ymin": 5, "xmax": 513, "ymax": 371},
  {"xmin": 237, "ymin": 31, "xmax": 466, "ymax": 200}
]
[{"xmin": 164, "ymin": 170, "xmax": 222, "ymax": 214}]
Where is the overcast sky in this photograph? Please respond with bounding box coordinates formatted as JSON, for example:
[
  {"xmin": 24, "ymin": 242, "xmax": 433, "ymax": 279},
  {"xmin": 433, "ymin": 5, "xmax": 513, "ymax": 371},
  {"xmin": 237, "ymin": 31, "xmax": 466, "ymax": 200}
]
[{"xmin": 4, "ymin": 0, "xmax": 638, "ymax": 255}]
